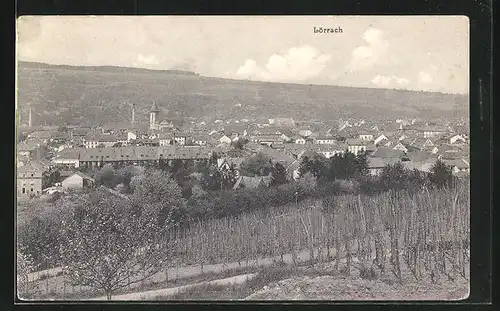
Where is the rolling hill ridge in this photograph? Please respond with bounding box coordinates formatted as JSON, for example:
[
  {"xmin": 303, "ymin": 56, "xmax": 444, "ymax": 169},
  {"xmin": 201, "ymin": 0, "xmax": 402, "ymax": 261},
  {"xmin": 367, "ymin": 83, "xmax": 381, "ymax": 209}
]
[{"xmin": 16, "ymin": 61, "xmax": 468, "ymax": 127}]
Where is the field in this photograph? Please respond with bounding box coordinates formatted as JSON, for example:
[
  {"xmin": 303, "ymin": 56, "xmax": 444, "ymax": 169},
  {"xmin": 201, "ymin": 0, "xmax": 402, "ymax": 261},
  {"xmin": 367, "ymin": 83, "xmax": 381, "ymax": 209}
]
[
  {"xmin": 19, "ymin": 182, "xmax": 469, "ymax": 301},
  {"xmin": 17, "ymin": 61, "xmax": 468, "ymax": 127}
]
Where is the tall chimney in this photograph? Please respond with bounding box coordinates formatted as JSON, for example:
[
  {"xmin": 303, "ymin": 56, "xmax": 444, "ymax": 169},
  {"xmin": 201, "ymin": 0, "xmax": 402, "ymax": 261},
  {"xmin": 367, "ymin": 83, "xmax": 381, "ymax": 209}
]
[
  {"xmin": 131, "ymin": 104, "xmax": 135, "ymax": 124},
  {"xmin": 28, "ymin": 108, "xmax": 32, "ymax": 128}
]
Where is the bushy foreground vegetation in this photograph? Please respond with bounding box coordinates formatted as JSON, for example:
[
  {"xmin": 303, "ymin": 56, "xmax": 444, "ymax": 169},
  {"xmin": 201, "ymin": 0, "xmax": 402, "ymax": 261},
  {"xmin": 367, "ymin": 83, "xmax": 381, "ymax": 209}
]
[{"xmin": 17, "ymin": 152, "xmax": 467, "ymax": 299}]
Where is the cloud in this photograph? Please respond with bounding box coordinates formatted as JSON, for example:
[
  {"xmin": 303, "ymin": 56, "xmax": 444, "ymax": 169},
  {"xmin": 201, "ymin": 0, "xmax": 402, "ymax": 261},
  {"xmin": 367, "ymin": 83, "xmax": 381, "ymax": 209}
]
[
  {"xmin": 133, "ymin": 54, "xmax": 160, "ymax": 67},
  {"xmin": 236, "ymin": 59, "xmax": 258, "ymax": 76},
  {"xmin": 347, "ymin": 28, "xmax": 389, "ymax": 71},
  {"xmin": 371, "ymin": 75, "xmax": 411, "ymax": 87},
  {"xmin": 418, "ymin": 71, "xmax": 433, "ymax": 84},
  {"xmin": 236, "ymin": 45, "xmax": 331, "ymax": 82}
]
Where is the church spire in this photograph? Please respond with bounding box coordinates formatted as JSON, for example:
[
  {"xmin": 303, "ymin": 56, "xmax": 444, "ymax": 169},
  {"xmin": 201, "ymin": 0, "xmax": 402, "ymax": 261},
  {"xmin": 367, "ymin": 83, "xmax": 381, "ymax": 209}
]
[{"xmin": 150, "ymin": 100, "xmax": 160, "ymax": 113}]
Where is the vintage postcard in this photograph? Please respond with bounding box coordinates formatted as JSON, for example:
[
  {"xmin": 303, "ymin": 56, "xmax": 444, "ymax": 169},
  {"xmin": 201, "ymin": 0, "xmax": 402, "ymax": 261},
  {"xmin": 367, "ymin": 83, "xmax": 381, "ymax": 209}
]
[{"xmin": 16, "ymin": 16, "xmax": 469, "ymax": 301}]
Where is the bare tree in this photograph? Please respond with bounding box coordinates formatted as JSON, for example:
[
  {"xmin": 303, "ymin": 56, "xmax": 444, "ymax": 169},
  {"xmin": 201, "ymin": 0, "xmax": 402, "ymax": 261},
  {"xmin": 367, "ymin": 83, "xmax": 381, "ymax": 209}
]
[{"xmin": 59, "ymin": 189, "xmax": 174, "ymax": 300}]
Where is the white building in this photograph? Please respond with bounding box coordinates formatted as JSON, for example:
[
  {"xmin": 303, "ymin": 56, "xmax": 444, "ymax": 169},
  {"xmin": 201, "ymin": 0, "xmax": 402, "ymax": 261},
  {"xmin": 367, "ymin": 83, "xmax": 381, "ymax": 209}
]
[
  {"xmin": 61, "ymin": 172, "xmax": 95, "ymax": 189},
  {"xmin": 314, "ymin": 137, "xmax": 336, "ymax": 144},
  {"xmin": 295, "ymin": 138, "xmax": 306, "ymax": 144},
  {"xmin": 346, "ymin": 139, "xmax": 368, "ymax": 156},
  {"xmin": 358, "ymin": 133, "xmax": 374, "ymax": 142}
]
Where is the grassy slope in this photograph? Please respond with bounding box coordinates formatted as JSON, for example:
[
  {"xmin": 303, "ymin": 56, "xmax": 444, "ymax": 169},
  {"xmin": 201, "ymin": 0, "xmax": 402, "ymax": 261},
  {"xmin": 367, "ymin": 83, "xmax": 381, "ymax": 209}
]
[{"xmin": 17, "ymin": 61, "xmax": 468, "ymax": 127}]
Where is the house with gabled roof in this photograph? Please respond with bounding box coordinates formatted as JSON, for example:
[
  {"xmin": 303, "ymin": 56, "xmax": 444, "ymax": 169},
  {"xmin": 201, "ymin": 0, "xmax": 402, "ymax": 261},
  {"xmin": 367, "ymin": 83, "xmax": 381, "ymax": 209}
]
[
  {"xmin": 62, "ymin": 171, "xmax": 95, "ymax": 189},
  {"xmin": 158, "ymin": 133, "xmax": 174, "ymax": 146},
  {"xmin": 374, "ymin": 134, "xmax": 389, "ymax": 146},
  {"xmin": 52, "ymin": 148, "xmax": 80, "ymax": 168},
  {"xmin": 313, "ymin": 136, "xmax": 337, "ymax": 145},
  {"xmin": 392, "ymin": 142, "xmax": 409, "ymax": 153},
  {"xmin": 358, "ymin": 132, "xmax": 374, "ymax": 142},
  {"xmin": 315, "ymin": 144, "xmax": 347, "ymax": 159},
  {"xmin": 346, "ymin": 138, "xmax": 368, "ymax": 156},
  {"xmin": 17, "ymin": 140, "xmax": 41, "ymax": 158},
  {"xmin": 410, "ymin": 137, "xmax": 435, "ymax": 150},
  {"xmin": 442, "ymin": 158, "xmax": 469, "ymax": 175},
  {"xmin": 17, "ymin": 160, "xmax": 47, "ymax": 197}
]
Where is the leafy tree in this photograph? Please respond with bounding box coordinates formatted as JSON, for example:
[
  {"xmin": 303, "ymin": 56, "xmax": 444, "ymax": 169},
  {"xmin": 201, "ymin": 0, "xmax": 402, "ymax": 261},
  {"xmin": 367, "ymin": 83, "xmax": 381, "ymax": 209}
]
[
  {"xmin": 429, "ymin": 159, "xmax": 453, "ymax": 189},
  {"xmin": 209, "ymin": 152, "xmax": 219, "ymax": 166},
  {"xmin": 17, "ymin": 247, "xmax": 34, "ymax": 297},
  {"xmin": 94, "ymin": 165, "xmax": 121, "ymax": 188},
  {"xmin": 42, "ymin": 168, "xmax": 61, "ymax": 189},
  {"xmin": 271, "ymin": 162, "xmax": 288, "ymax": 186},
  {"xmin": 59, "ymin": 191, "xmax": 171, "ymax": 300},
  {"xmin": 116, "ymin": 165, "xmax": 142, "ymax": 194},
  {"xmin": 231, "ymin": 137, "xmax": 249, "ymax": 150},
  {"xmin": 201, "ymin": 163, "xmax": 237, "ymax": 191},
  {"xmin": 328, "ymin": 151, "xmax": 359, "ymax": 180},
  {"xmin": 130, "ymin": 169, "xmax": 184, "ymax": 226},
  {"xmin": 239, "ymin": 152, "xmax": 273, "ymax": 176},
  {"xmin": 299, "ymin": 154, "xmax": 329, "ymax": 181},
  {"xmin": 298, "ymin": 156, "xmax": 313, "ymax": 177},
  {"xmin": 296, "ymin": 172, "xmax": 317, "ymax": 196},
  {"xmin": 354, "ymin": 151, "xmax": 369, "ymax": 178},
  {"xmin": 380, "ymin": 162, "xmax": 409, "ymax": 191}
]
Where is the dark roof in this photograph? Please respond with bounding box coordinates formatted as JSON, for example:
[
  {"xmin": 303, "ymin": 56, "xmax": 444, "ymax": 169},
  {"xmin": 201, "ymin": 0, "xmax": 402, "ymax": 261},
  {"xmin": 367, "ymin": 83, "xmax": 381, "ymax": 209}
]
[
  {"xmin": 254, "ymin": 135, "xmax": 284, "ymax": 142},
  {"xmin": 370, "ymin": 147, "xmax": 405, "ymax": 159},
  {"xmin": 54, "ymin": 148, "xmax": 80, "ymax": 160},
  {"xmin": 77, "ymin": 146, "xmax": 213, "ymax": 162},
  {"xmin": 403, "ymin": 150, "xmax": 435, "ymax": 162},
  {"xmin": 17, "ymin": 161, "xmax": 47, "ymax": 173},
  {"xmin": 346, "ymin": 138, "xmax": 369, "ymax": 146},
  {"xmin": 17, "ymin": 140, "xmax": 39, "ymax": 152},
  {"xmin": 367, "ymin": 157, "xmax": 400, "ymax": 169}
]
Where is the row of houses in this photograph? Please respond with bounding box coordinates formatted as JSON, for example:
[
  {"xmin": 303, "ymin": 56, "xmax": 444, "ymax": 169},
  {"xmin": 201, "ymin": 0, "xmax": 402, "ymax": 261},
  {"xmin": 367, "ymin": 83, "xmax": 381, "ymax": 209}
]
[{"xmin": 52, "ymin": 146, "xmax": 219, "ymax": 168}]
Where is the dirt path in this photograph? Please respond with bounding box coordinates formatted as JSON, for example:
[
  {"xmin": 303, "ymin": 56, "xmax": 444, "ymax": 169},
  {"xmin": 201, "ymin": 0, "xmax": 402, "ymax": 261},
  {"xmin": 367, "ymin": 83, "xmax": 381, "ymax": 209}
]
[{"xmin": 88, "ymin": 273, "xmax": 257, "ymax": 301}]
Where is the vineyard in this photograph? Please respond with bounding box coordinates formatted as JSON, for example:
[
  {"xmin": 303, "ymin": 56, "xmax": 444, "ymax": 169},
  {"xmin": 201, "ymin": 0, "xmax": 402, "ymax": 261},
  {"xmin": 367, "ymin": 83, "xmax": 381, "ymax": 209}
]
[
  {"xmin": 20, "ymin": 182, "xmax": 469, "ymax": 299},
  {"xmin": 167, "ymin": 182, "xmax": 469, "ymax": 283}
]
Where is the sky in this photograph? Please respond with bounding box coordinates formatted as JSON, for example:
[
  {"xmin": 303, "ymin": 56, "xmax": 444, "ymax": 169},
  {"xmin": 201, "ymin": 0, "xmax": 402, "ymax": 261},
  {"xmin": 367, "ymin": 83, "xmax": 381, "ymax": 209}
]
[{"xmin": 16, "ymin": 16, "xmax": 469, "ymax": 94}]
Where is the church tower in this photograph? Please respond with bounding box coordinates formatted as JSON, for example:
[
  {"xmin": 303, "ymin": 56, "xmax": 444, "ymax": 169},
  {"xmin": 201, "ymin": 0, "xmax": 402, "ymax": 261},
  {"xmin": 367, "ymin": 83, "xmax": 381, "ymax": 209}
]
[{"xmin": 149, "ymin": 101, "xmax": 160, "ymax": 130}]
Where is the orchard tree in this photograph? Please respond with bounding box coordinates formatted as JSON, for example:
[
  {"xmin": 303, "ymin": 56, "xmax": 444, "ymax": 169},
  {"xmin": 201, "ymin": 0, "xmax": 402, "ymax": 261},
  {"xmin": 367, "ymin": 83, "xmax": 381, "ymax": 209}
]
[
  {"xmin": 130, "ymin": 169, "xmax": 184, "ymax": 226},
  {"xmin": 59, "ymin": 191, "xmax": 172, "ymax": 300}
]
